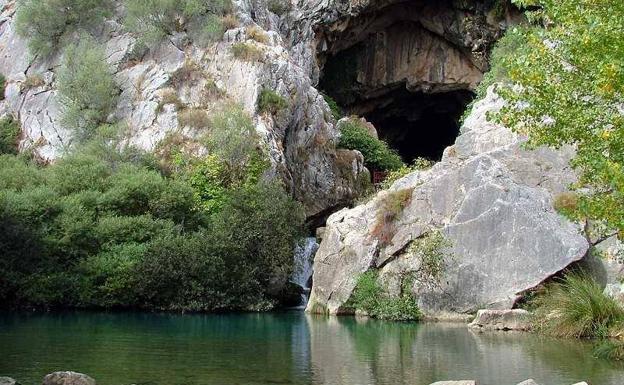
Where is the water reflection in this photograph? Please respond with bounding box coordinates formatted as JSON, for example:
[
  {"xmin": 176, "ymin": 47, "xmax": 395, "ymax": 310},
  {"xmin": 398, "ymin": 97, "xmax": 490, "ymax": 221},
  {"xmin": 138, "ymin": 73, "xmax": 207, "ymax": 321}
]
[{"xmin": 0, "ymin": 312, "xmax": 622, "ymax": 385}]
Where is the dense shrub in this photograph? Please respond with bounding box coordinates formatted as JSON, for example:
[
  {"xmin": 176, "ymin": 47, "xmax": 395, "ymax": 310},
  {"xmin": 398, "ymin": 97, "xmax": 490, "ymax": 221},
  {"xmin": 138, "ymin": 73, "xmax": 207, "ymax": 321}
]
[
  {"xmin": 0, "ymin": 100, "xmax": 305, "ymax": 312},
  {"xmin": 15, "ymin": 0, "xmax": 114, "ymax": 55},
  {"xmin": 0, "ymin": 73, "xmax": 5, "ymax": 100},
  {"xmin": 338, "ymin": 118, "xmax": 404, "ymax": 172},
  {"xmin": 123, "ymin": 0, "xmax": 232, "ymax": 46},
  {"xmin": 57, "ymin": 39, "xmax": 119, "ymax": 142},
  {"xmin": 531, "ymin": 273, "xmax": 624, "ymax": 339},
  {"xmin": 257, "ymin": 88, "xmax": 287, "ymax": 115},
  {"xmin": 348, "ymin": 270, "xmax": 422, "ymax": 321},
  {"xmin": 0, "ymin": 116, "xmax": 20, "ymax": 155}
]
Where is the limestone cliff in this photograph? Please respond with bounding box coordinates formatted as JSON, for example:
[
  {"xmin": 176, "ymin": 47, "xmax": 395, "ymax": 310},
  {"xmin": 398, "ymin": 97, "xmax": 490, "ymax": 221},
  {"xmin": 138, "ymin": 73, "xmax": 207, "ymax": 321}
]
[{"xmin": 306, "ymin": 87, "xmax": 591, "ymax": 316}]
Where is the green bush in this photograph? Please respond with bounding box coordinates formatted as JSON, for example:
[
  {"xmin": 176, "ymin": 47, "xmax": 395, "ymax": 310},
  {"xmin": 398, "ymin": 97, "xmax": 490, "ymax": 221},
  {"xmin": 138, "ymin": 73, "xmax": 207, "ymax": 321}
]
[
  {"xmin": 0, "ymin": 73, "xmax": 6, "ymax": 100},
  {"xmin": 321, "ymin": 92, "xmax": 343, "ymax": 120},
  {"xmin": 257, "ymin": 88, "xmax": 287, "ymax": 115},
  {"xmin": 231, "ymin": 42, "xmax": 263, "ymax": 61},
  {"xmin": 348, "ymin": 270, "xmax": 422, "ymax": 322},
  {"xmin": 267, "ymin": 0, "xmax": 291, "ymax": 16},
  {"xmin": 57, "ymin": 39, "xmax": 119, "ymax": 142},
  {"xmin": 15, "ymin": 0, "xmax": 113, "ymax": 55},
  {"xmin": 338, "ymin": 118, "xmax": 404, "ymax": 172},
  {"xmin": 0, "ymin": 111, "xmax": 306, "ymax": 312},
  {"xmin": 0, "ymin": 117, "xmax": 20, "ymax": 155},
  {"xmin": 532, "ymin": 273, "xmax": 624, "ymax": 339},
  {"xmin": 123, "ymin": 0, "xmax": 232, "ymax": 46}
]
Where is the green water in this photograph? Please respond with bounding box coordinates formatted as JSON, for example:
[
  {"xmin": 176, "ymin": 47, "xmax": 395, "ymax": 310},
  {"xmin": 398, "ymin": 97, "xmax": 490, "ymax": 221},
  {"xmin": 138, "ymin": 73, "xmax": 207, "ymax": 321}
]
[{"xmin": 1, "ymin": 311, "xmax": 622, "ymax": 385}]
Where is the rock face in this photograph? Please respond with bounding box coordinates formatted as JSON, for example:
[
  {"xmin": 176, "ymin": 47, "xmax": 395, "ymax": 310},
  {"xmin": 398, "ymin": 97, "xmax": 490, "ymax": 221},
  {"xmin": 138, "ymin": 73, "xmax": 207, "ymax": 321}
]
[
  {"xmin": 429, "ymin": 381, "xmax": 476, "ymax": 385},
  {"xmin": 469, "ymin": 309, "xmax": 532, "ymax": 331},
  {"xmin": 306, "ymin": 87, "xmax": 590, "ymax": 316},
  {"xmin": 42, "ymin": 372, "xmax": 96, "ymax": 385},
  {"xmin": 0, "ymin": 377, "xmax": 16, "ymax": 385},
  {"xmin": 0, "ymin": 0, "xmax": 373, "ymax": 218}
]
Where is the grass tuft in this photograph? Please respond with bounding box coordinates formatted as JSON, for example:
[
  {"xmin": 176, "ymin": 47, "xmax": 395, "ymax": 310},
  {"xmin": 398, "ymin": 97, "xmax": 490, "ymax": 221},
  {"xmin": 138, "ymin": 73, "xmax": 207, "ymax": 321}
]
[{"xmin": 532, "ymin": 273, "xmax": 624, "ymax": 339}]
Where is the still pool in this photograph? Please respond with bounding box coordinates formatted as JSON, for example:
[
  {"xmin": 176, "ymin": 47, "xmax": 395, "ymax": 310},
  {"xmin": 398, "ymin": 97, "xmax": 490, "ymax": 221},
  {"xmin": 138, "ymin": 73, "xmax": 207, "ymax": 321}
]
[{"xmin": 0, "ymin": 311, "xmax": 622, "ymax": 385}]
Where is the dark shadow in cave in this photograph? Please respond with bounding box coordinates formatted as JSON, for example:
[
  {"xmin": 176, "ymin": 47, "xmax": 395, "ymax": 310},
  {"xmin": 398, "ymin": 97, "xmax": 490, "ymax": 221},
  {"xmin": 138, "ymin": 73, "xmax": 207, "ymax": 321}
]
[{"xmin": 363, "ymin": 89, "xmax": 475, "ymax": 162}]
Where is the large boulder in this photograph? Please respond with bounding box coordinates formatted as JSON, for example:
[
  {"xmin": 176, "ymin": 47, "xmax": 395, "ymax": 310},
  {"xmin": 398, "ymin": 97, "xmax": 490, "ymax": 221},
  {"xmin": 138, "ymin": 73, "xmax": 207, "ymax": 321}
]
[
  {"xmin": 469, "ymin": 309, "xmax": 532, "ymax": 331},
  {"xmin": 0, "ymin": 377, "xmax": 16, "ymax": 385},
  {"xmin": 42, "ymin": 372, "xmax": 96, "ymax": 385},
  {"xmin": 306, "ymin": 87, "xmax": 590, "ymax": 316}
]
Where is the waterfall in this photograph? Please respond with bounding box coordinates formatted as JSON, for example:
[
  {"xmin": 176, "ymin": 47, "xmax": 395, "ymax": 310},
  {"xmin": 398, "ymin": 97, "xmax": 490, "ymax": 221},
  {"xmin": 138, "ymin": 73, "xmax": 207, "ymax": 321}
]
[{"xmin": 291, "ymin": 237, "xmax": 319, "ymax": 308}]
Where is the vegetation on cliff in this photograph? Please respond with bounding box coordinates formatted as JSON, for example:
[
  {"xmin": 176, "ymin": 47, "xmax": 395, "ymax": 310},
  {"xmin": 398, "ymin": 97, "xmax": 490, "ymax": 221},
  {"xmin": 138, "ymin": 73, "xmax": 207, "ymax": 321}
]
[
  {"xmin": 338, "ymin": 118, "xmax": 404, "ymax": 172},
  {"xmin": 0, "ymin": 109, "xmax": 305, "ymax": 311}
]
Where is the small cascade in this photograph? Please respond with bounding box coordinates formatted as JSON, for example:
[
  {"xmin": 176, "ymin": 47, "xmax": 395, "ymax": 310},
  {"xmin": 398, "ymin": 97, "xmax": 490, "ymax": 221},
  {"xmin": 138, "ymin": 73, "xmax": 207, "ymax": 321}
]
[{"xmin": 291, "ymin": 237, "xmax": 319, "ymax": 308}]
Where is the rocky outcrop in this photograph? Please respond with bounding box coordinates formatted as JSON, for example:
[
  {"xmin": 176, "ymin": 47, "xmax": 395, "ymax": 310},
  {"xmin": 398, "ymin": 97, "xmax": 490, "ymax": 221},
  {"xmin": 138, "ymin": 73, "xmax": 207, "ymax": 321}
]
[
  {"xmin": 0, "ymin": 0, "xmax": 370, "ymax": 218},
  {"xmin": 0, "ymin": 377, "xmax": 16, "ymax": 385},
  {"xmin": 469, "ymin": 309, "xmax": 532, "ymax": 331},
  {"xmin": 42, "ymin": 372, "xmax": 96, "ymax": 385},
  {"xmin": 306, "ymin": 86, "xmax": 590, "ymax": 316}
]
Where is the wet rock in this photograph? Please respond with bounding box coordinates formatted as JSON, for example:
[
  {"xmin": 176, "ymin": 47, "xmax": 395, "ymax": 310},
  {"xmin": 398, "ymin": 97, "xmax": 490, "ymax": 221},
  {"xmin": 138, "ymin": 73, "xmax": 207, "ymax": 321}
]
[
  {"xmin": 469, "ymin": 309, "xmax": 532, "ymax": 331},
  {"xmin": 604, "ymin": 283, "xmax": 624, "ymax": 305},
  {"xmin": 307, "ymin": 87, "xmax": 589, "ymax": 316},
  {"xmin": 0, "ymin": 377, "xmax": 16, "ymax": 385},
  {"xmin": 429, "ymin": 381, "xmax": 476, "ymax": 385},
  {"xmin": 516, "ymin": 379, "xmax": 540, "ymax": 385},
  {"xmin": 42, "ymin": 372, "xmax": 96, "ymax": 385}
]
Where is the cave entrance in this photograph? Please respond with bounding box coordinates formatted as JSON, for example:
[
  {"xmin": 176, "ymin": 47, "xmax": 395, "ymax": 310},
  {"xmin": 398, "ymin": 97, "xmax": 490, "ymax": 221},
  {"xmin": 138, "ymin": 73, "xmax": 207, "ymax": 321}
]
[
  {"xmin": 360, "ymin": 88, "xmax": 473, "ymax": 162},
  {"xmin": 313, "ymin": 0, "xmax": 509, "ymax": 163}
]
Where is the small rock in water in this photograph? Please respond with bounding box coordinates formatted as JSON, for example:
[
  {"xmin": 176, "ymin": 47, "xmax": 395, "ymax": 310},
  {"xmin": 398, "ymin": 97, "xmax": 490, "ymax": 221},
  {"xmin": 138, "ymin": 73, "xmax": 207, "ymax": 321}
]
[
  {"xmin": 0, "ymin": 377, "xmax": 16, "ymax": 385},
  {"xmin": 429, "ymin": 381, "xmax": 476, "ymax": 385},
  {"xmin": 570, "ymin": 382, "xmax": 589, "ymax": 385},
  {"xmin": 469, "ymin": 309, "xmax": 532, "ymax": 331},
  {"xmin": 516, "ymin": 380, "xmax": 540, "ymax": 385},
  {"xmin": 42, "ymin": 371, "xmax": 96, "ymax": 385}
]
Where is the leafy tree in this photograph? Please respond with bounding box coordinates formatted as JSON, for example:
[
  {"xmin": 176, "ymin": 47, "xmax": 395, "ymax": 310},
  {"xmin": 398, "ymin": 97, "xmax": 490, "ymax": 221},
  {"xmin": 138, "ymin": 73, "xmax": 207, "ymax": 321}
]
[
  {"xmin": 338, "ymin": 118, "xmax": 404, "ymax": 171},
  {"xmin": 15, "ymin": 0, "xmax": 113, "ymax": 55},
  {"xmin": 57, "ymin": 39, "xmax": 120, "ymax": 143},
  {"xmin": 488, "ymin": 0, "xmax": 624, "ymax": 239}
]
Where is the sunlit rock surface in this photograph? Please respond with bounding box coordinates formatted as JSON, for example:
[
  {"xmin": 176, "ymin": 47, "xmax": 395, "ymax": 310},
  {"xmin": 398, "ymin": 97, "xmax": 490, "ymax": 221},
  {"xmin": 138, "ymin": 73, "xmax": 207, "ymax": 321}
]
[{"xmin": 307, "ymin": 87, "xmax": 589, "ymax": 316}]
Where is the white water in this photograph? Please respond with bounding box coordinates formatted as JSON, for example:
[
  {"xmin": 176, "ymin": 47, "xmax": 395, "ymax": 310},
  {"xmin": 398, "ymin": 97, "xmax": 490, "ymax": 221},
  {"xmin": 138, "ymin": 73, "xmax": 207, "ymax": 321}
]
[{"xmin": 291, "ymin": 237, "xmax": 319, "ymax": 307}]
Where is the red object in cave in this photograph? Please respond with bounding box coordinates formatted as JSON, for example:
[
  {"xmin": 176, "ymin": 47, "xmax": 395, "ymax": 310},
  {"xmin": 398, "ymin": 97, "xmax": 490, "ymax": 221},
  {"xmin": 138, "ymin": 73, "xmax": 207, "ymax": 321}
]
[{"xmin": 372, "ymin": 171, "xmax": 387, "ymax": 186}]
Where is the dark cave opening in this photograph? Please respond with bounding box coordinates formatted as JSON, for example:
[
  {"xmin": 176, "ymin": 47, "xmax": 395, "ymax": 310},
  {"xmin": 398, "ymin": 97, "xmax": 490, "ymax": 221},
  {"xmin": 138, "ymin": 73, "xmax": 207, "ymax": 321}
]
[{"xmin": 363, "ymin": 89, "xmax": 475, "ymax": 162}]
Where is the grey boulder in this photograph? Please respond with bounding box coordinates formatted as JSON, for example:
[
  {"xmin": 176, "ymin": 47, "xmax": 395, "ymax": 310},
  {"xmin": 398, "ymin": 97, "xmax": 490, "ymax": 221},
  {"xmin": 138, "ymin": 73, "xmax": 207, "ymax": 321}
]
[
  {"xmin": 42, "ymin": 372, "xmax": 96, "ymax": 385},
  {"xmin": 469, "ymin": 309, "xmax": 532, "ymax": 331},
  {"xmin": 0, "ymin": 377, "xmax": 16, "ymax": 385},
  {"xmin": 429, "ymin": 382, "xmax": 476, "ymax": 385}
]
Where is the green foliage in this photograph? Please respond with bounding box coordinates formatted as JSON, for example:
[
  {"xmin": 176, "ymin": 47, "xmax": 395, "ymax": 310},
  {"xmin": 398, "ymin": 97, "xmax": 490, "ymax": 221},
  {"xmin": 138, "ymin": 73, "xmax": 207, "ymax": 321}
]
[
  {"xmin": 0, "ymin": 116, "xmax": 20, "ymax": 155},
  {"xmin": 57, "ymin": 39, "xmax": 119, "ymax": 143},
  {"xmin": 267, "ymin": 0, "xmax": 291, "ymax": 16},
  {"xmin": 531, "ymin": 273, "xmax": 624, "ymax": 339},
  {"xmin": 321, "ymin": 92, "xmax": 343, "ymax": 120},
  {"xmin": 348, "ymin": 270, "xmax": 422, "ymax": 322},
  {"xmin": 488, "ymin": 0, "xmax": 624, "ymax": 238},
  {"xmin": 372, "ymin": 189, "xmax": 412, "ymax": 245},
  {"xmin": 381, "ymin": 158, "xmax": 433, "ymax": 189},
  {"xmin": 257, "ymin": 88, "xmax": 287, "ymax": 115},
  {"xmin": 15, "ymin": 0, "xmax": 113, "ymax": 55},
  {"xmin": 408, "ymin": 230, "xmax": 453, "ymax": 288},
  {"xmin": 593, "ymin": 340, "xmax": 624, "ymax": 361},
  {"xmin": 0, "ymin": 73, "xmax": 5, "ymax": 100},
  {"xmin": 338, "ymin": 118, "xmax": 404, "ymax": 172},
  {"xmin": 231, "ymin": 42, "xmax": 263, "ymax": 61},
  {"xmin": 123, "ymin": 0, "xmax": 232, "ymax": 46}
]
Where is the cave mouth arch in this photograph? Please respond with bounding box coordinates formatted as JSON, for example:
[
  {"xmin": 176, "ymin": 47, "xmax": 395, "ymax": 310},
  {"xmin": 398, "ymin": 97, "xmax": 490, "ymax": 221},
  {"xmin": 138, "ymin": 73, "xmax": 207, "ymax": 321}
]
[{"xmin": 314, "ymin": 0, "xmax": 512, "ymax": 163}]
